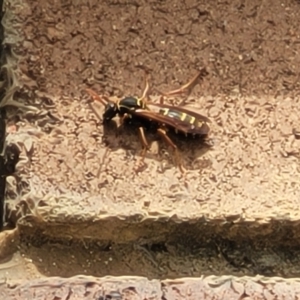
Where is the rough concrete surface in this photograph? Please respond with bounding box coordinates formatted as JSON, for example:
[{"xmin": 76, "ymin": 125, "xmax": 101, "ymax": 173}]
[
  {"xmin": 4, "ymin": 0, "xmax": 300, "ymax": 241},
  {"xmin": 2, "ymin": 275, "xmax": 300, "ymax": 299},
  {"xmin": 1, "ymin": 0, "xmax": 300, "ymax": 298}
]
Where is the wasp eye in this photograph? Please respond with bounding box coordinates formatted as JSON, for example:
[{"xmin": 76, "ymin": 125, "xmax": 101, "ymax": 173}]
[
  {"xmin": 103, "ymin": 102, "xmax": 117, "ymax": 122},
  {"xmin": 105, "ymin": 103, "xmax": 115, "ymax": 110}
]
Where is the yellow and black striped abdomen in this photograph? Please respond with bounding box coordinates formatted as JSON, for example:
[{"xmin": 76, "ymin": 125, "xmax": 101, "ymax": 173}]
[{"xmin": 158, "ymin": 107, "xmax": 209, "ymax": 135}]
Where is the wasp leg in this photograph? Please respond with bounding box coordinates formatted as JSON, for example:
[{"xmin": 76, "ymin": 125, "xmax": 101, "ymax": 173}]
[
  {"xmin": 139, "ymin": 73, "xmax": 150, "ymax": 104},
  {"xmin": 138, "ymin": 126, "xmax": 150, "ymax": 151},
  {"xmin": 158, "ymin": 68, "xmax": 208, "ymax": 105},
  {"xmin": 158, "ymin": 72, "xmax": 197, "ymax": 104},
  {"xmin": 157, "ymin": 128, "xmax": 186, "ymax": 174},
  {"xmin": 159, "ymin": 95, "xmax": 165, "ymax": 105},
  {"xmin": 119, "ymin": 113, "xmax": 130, "ymax": 126},
  {"xmin": 86, "ymin": 88, "xmax": 110, "ymax": 106},
  {"xmin": 134, "ymin": 127, "xmax": 150, "ymax": 172},
  {"xmin": 138, "ymin": 73, "xmax": 150, "ymax": 103},
  {"xmin": 115, "ymin": 114, "xmax": 130, "ymax": 137},
  {"xmin": 165, "ymin": 72, "xmax": 200, "ymax": 96}
]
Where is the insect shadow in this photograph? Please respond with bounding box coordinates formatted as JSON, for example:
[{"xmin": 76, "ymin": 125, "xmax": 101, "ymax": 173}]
[{"xmin": 101, "ymin": 118, "xmax": 213, "ymax": 171}]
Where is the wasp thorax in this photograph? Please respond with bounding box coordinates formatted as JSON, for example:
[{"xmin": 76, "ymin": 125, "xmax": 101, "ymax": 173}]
[
  {"xmin": 119, "ymin": 96, "xmax": 139, "ymax": 107},
  {"xmin": 117, "ymin": 96, "xmax": 144, "ymax": 115}
]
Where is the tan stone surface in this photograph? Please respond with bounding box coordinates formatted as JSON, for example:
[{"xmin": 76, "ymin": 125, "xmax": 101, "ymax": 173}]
[
  {"xmin": 1, "ymin": 0, "xmax": 300, "ymax": 297},
  {"xmin": 2, "ymin": 275, "xmax": 300, "ymax": 299},
  {"xmin": 162, "ymin": 276, "xmax": 300, "ymax": 299},
  {"xmin": 0, "ymin": 276, "xmax": 162, "ymax": 300},
  {"xmin": 3, "ymin": 0, "xmax": 300, "ymax": 242}
]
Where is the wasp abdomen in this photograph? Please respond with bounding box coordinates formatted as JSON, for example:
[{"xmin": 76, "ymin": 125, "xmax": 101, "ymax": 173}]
[{"xmin": 158, "ymin": 107, "xmax": 208, "ymax": 134}]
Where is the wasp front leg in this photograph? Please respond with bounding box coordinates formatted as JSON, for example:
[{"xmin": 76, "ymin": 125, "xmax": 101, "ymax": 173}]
[{"xmin": 119, "ymin": 113, "xmax": 130, "ymax": 127}]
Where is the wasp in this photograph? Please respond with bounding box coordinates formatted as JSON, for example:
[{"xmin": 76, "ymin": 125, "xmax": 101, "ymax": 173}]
[{"xmin": 86, "ymin": 68, "xmax": 210, "ymax": 173}]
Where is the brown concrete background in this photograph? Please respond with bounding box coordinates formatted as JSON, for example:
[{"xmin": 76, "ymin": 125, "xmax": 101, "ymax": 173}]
[
  {"xmin": 2, "ymin": 0, "xmax": 300, "ymax": 297},
  {"xmin": 16, "ymin": 0, "xmax": 300, "ymax": 100}
]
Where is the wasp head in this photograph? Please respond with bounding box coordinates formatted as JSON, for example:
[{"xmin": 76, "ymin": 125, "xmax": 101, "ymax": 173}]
[{"xmin": 102, "ymin": 102, "xmax": 118, "ymax": 123}]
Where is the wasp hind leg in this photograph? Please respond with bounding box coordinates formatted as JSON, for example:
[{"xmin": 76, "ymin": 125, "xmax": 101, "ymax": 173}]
[
  {"xmin": 158, "ymin": 68, "xmax": 208, "ymax": 105},
  {"xmin": 157, "ymin": 128, "xmax": 186, "ymax": 174}
]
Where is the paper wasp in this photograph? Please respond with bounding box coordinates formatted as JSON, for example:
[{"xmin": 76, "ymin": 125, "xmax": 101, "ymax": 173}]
[{"xmin": 86, "ymin": 68, "xmax": 210, "ymax": 173}]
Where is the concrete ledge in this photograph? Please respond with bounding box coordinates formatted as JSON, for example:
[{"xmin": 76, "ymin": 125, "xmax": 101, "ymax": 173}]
[
  {"xmin": 2, "ymin": 275, "xmax": 300, "ymax": 299},
  {"xmin": 16, "ymin": 214, "xmax": 300, "ymax": 247}
]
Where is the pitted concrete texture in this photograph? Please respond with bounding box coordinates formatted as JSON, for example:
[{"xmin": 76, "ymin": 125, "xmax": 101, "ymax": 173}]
[
  {"xmin": 1, "ymin": 275, "xmax": 300, "ymax": 299},
  {"xmin": 3, "ymin": 1, "xmax": 300, "ymax": 237},
  {"xmin": 1, "ymin": 0, "xmax": 300, "ymax": 296},
  {"xmin": 4, "ymin": 0, "xmax": 300, "ymax": 241}
]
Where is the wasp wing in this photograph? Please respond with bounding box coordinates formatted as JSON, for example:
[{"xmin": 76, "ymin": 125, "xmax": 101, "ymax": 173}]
[
  {"xmin": 132, "ymin": 108, "xmax": 209, "ymax": 135},
  {"xmin": 147, "ymin": 102, "xmax": 211, "ymax": 123}
]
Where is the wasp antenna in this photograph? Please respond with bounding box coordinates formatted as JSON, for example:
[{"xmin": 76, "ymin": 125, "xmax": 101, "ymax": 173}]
[{"xmin": 85, "ymin": 88, "xmax": 108, "ymax": 106}]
